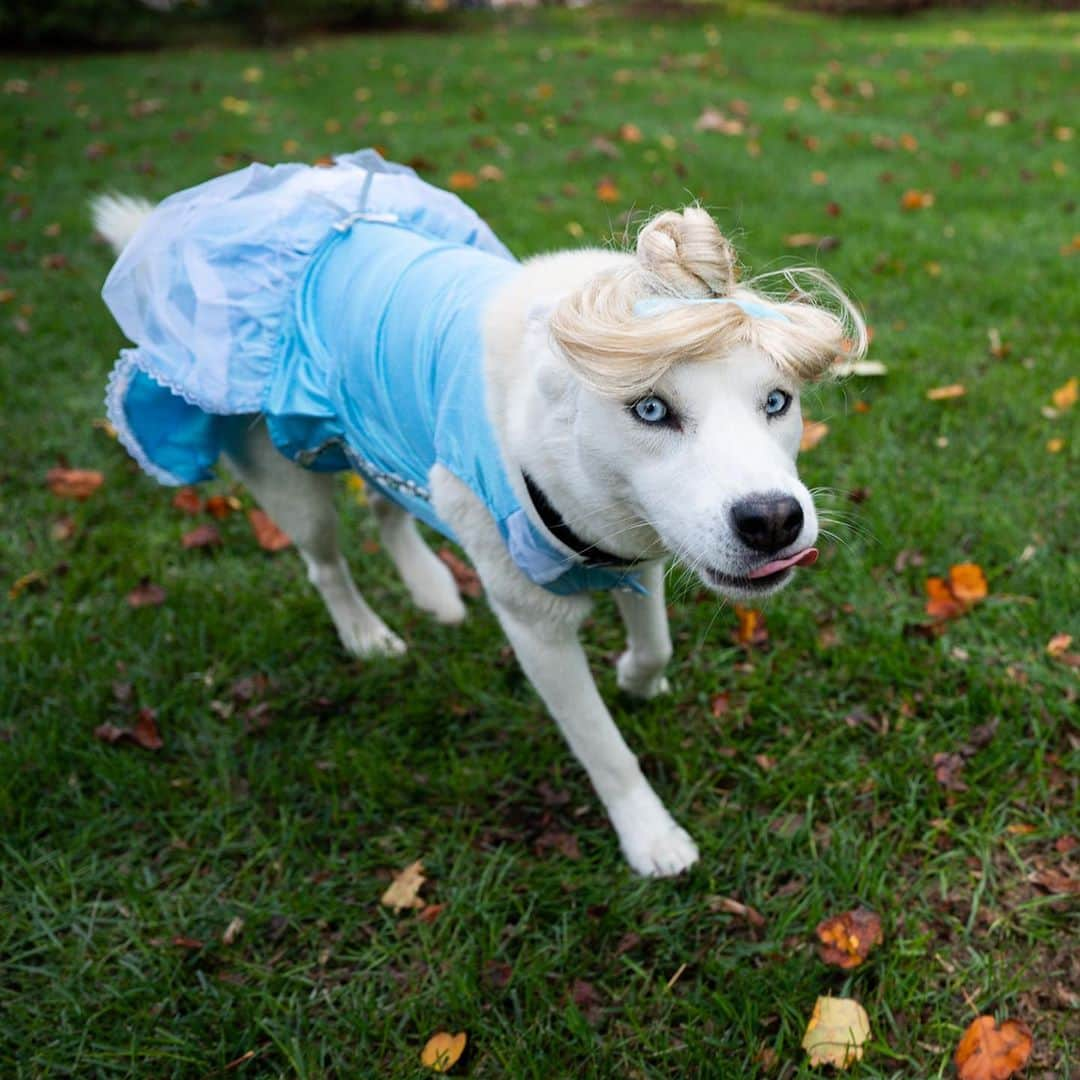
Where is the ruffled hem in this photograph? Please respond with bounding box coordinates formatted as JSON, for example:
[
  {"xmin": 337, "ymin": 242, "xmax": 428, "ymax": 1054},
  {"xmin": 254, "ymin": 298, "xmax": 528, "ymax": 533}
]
[{"xmin": 105, "ymin": 352, "xmax": 190, "ymax": 486}]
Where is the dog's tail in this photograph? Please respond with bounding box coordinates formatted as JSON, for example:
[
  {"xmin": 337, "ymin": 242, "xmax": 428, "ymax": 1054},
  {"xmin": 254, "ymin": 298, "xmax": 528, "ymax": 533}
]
[{"xmin": 90, "ymin": 193, "xmax": 155, "ymax": 254}]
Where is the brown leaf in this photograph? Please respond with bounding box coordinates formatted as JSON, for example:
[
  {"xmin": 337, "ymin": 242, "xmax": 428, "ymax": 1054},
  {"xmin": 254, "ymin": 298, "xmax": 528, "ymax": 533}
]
[
  {"xmin": 204, "ymin": 494, "xmax": 234, "ymax": 520},
  {"xmin": 380, "ymin": 859, "xmax": 426, "ymax": 912},
  {"xmin": 900, "ymin": 188, "xmax": 934, "ymax": 210},
  {"xmin": 171, "ymin": 936, "xmax": 204, "ymax": 950},
  {"xmin": 248, "ymin": 508, "xmax": 292, "ymax": 552},
  {"xmin": 417, "ymin": 903, "xmax": 446, "ymax": 924},
  {"xmin": 815, "ymin": 907, "xmax": 883, "ymax": 968},
  {"xmin": 8, "ymin": 569, "xmax": 46, "ymax": 600},
  {"xmin": 1046, "ymin": 632, "xmax": 1073, "ymax": 657},
  {"xmin": 420, "ymin": 1031, "xmax": 466, "ymax": 1073},
  {"xmin": 448, "ymin": 171, "xmax": 477, "ymax": 191},
  {"xmin": 800, "ymin": 419, "xmax": 829, "ymax": 451},
  {"xmin": 709, "ymin": 895, "xmax": 766, "ymax": 928},
  {"xmin": 222, "ymin": 916, "xmax": 244, "ymax": 945},
  {"xmin": 534, "ymin": 829, "xmax": 581, "ymax": 860},
  {"xmin": 1029, "ymin": 867, "xmax": 1079, "ymax": 895},
  {"xmin": 437, "ymin": 548, "xmax": 482, "ymax": 598},
  {"xmin": 954, "ymin": 1016, "xmax": 1032, "ymax": 1080},
  {"xmin": 94, "ymin": 709, "xmax": 162, "ymax": 752},
  {"xmin": 46, "ymin": 467, "xmax": 103, "ymax": 499},
  {"xmin": 933, "ymin": 751, "xmax": 968, "ymax": 792},
  {"xmin": 126, "ymin": 578, "xmax": 166, "ymax": 608},
  {"xmin": 172, "ymin": 487, "xmax": 203, "ymax": 514},
  {"xmin": 181, "ymin": 523, "xmax": 222, "ymax": 550}
]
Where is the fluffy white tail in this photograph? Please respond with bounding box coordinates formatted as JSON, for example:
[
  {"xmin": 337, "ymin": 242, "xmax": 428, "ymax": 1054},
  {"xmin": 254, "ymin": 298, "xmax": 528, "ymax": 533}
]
[{"xmin": 90, "ymin": 193, "xmax": 155, "ymax": 254}]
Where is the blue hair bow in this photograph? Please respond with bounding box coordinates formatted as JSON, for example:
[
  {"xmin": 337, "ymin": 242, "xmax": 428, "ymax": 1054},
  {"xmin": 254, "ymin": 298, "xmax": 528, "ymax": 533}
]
[{"xmin": 633, "ymin": 295, "xmax": 791, "ymax": 323}]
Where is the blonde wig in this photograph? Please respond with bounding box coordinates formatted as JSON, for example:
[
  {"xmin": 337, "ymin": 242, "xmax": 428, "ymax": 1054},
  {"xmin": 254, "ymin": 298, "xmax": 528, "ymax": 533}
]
[{"xmin": 549, "ymin": 207, "xmax": 868, "ymax": 399}]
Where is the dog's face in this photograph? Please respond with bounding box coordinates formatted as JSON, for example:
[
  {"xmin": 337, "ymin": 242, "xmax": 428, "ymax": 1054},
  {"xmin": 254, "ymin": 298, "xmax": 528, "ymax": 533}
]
[{"xmin": 575, "ymin": 345, "xmax": 819, "ymax": 601}]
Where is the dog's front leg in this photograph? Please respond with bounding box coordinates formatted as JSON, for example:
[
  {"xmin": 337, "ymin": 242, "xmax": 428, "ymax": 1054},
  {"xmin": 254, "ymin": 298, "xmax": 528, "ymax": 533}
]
[
  {"xmin": 491, "ymin": 598, "xmax": 698, "ymax": 877},
  {"xmin": 613, "ymin": 561, "xmax": 673, "ymax": 699}
]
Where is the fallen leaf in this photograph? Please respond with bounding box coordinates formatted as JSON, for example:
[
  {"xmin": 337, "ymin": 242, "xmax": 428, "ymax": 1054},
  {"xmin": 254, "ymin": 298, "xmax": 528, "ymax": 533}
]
[
  {"xmin": 694, "ymin": 107, "xmax": 744, "ymax": 135},
  {"xmin": 926, "ymin": 383, "xmax": 966, "ymax": 401},
  {"xmin": 448, "ymin": 171, "xmax": 477, "ymax": 191},
  {"xmin": 172, "ymin": 487, "xmax": 203, "ymax": 514},
  {"xmin": 570, "ymin": 978, "xmax": 604, "ymax": 1023},
  {"xmin": 420, "ymin": 1031, "xmax": 466, "ymax": 1073},
  {"xmin": 222, "ymin": 916, "xmax": 244, "ymax": 945},
  {"xmin": 380, "ymin": 859, "xmax": 426, "ymax": 912},
  {"xmin": 900, "ymin": 188, "xmax": 935, "ymax": 210},
  {"xmin": 802, "ymin": 996, "xmax": 871, "ymax": 1069},
  {"xmin": 733, "ymin": 604, "xmax": 768, "ymax": 647},
  {"xmin": 948, "ymin": 563, "xmax": 987, "ymax": 603},
  {"xmin": 709, "ymin": 895, "xmax": 766, "ymax": 928},
  {"xmin": 8, "ymin": 569, "xmax": 47, "ymax": 599},
  {"xmin": 417, "ymin": 902, "xmax": 446, "ymax": 923},
  {"xmin": 1046, "ymin": 633, "xmax": 1073, "ymax": 657},
  {"xmin": 46, "ymin": 467, "xmax": 103, "ymax": 499},
  {"xmin": 933, "ymin": 750, "xmax": 968, "ymax": 792},
  {"xmin": 816, "ymin": 907, "xmax": 883, "ymax": 968},
  {"xmin": 477, "ymin": 163, "xmax": 504, "ymax": 182},
  {"xmin": 126, "ymin": 578, "xmax": 166, "ymax": 608},
  {"xmin": 437, "ymin": 548, "xmax": 482, "ymax": 597},
  {"xmin": 596, "ymin": 178, "xmax": 620, "ymax": 203},
  {"xmin": 954, "ymin": 1016, "xmax": 1032, "ymax": 1080},
  {"xmin": 248, "ymin": 509, "xmax": 292, "ymax": 552},
  {"xmin": 1046, "ymin": 437, "xmax": 1064, "ymax": 453},
  {"xmin": 204, "ymin": 494, "xmax": 234, "ymax": 520},
  {"xmin": 801, "ymin": 419, "xmax": 829, "ymax": 451},
  {"xmin": 181, "ymin": 523, "xmax": 222, "ymax": 550},
  {"xmin": 94, "ymin": 708, "xmax": 162, "ymax": 751},
  {"xmin": 784, "ymin": 232, "xmax": 821, "ymax": 248},
  {"xmin": 1051, "ymin": 376, "xmax": 1077, "ymax": 410},
  {"xmin": 618, "ymin": 122, "xmax": 643, "ymax": 143},
  {"xmin": 1029, "ymin": 867, "xmax": 1080, "ymax": 895}
]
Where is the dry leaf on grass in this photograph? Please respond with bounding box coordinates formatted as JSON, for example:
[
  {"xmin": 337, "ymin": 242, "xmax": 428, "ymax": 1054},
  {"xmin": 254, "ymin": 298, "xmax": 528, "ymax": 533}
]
[
  {"xmin": 1051, "ymin": 376, "xmax": 1077, "ymax": 410},
  {"xmin": 954, "ymin": 1016, "xmax": 1032, "ymax": 1080},
  {"xmin": 926, "ymin": 383, "xmax": 966, "ymax": 401},
  {"xmin": 127, "ymin": 578, "xmax": 166, "ymax": 608},
  {"xmin": 733, "ymin": 605, "xmax": 768, "ymax": 647},
  {"xmin": 172, "ymin": 487, "xmax": 203, "ymax": 514},
  {"xmin": 94, "ymin": 708, "xmax": 163, "ymax": 751},
  {"xmin": 596, "ymin": 178, "xmax": 620, "ymax": 203},
  {"xmin": 1046, "ymin": 633, "xmax": 1072, "ymax": 657},
  {"xmin": 248, "ymin": 509, "xmax": 292, "ymax": 552},
  {"xmin": 816, "ymin": 907, "xmax": 883, "ymax": 968},
  {"xmin": 437, "ymin": 548, "xmax": 482, "ymax": 597},
  {"xmin": 420, "ymin": 1031, "xmax": 466, "ymax": 1073},
  {"xmin": 222, "ymin": 916, "xmax": 244, "ymax": 945},
  {"xmin": 800, "ymin": 420, "xmax": 829, "ymax": 451},
  {"xmin": 46, "ymin": 467, "xmax": 103, "ymax": 499},
  {"xmin": 925, "ymin": 563, "xmax": 988, "ymax": 620},
  {"xmin": 380, "ymin": 859, "xmax": 426, "ymax": 912},
  {"xmin": 447, "ymin": 171, "xmax": 476, "ymax": 191},
  {"xmin": 8, "ymin": 569, "xmax": 46, "ymax": 600},
  {"xmin": 802, "ymin": 996, "xmax": 870, "ymax": 1069},
  {"xmin": 181, "ymin": 523, "xmax": 222, "ymax": 550}
]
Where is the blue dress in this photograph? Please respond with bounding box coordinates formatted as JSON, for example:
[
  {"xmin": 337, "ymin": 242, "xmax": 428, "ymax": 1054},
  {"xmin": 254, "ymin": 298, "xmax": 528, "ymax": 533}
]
[{"xmin": 103, "ymin": 150, "xmax": 640, "ymax": 596}]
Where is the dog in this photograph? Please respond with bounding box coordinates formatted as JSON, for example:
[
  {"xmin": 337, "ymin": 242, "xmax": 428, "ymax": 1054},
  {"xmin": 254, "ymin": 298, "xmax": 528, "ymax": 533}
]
[{"xmin": 93, "ymin": 151, "xmax": 865, "ymax": 877}]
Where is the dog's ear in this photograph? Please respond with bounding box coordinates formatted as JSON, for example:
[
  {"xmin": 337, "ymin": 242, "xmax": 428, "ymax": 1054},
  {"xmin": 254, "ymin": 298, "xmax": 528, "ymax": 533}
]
[{"xmin": 636, "ymin": 207, "xmax": 738, "ymax": 298}]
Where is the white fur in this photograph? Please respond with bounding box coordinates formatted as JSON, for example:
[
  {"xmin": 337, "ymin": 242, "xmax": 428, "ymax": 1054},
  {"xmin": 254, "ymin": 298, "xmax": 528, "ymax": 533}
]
[
  {"xmin": 90, "ymin": 193, "xmax": 155, "ymax": 252},
  {"xmin": 98, "ymin": 208, "xmax": 833, "ymax": 878}
]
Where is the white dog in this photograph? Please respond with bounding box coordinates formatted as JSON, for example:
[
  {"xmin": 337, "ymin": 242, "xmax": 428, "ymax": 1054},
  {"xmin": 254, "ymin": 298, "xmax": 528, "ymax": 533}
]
[{"xmin": 94, "ymin": 152, "xmax": 864, "ymax": 877}]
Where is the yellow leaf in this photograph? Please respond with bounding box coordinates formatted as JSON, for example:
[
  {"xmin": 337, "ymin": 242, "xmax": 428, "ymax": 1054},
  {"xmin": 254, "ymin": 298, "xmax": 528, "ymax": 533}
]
[
  {"xmin": 421, "ymin": 1031, "xmax": 467, "ymax": 1073},
  {"xmin": 1046, "ymin": 437, "xmax": 1064, "ymax": 453},
  {"xmin": 448, "ymin": 171, "xmax": 477, "ymax": 191},
  {"xmin": 1046, "ymin": 632, "xmax": 1073, "ymax": 657},
  {"xmin": 802, "ymin": 996, "xmax": 871, "ymax": 1069},
  {"xmin": 926, "ymin": 383, "xmax": 966, "ymax": 401},
  {"xmin": 800, "ymin": 419, "xmax": 829, "ymax": 451},
  {"xmin": 596, "ymin": 179, "xmax": 620, "ymax": 203},
  {"xmin": 380, "ymin": 859, "xmax": 426, "ymax": 912},
  {"xmin": 242, "ymin": 66, "xmax": 263, "ymax": 84},
  {"xmin": 1051, "ymin": 376, "xmax": 1077, "ymax": 410}
]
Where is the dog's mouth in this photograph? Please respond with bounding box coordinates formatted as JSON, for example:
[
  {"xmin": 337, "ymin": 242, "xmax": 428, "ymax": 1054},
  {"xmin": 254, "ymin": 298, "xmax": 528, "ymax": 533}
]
[{"xmin": 705, "ymin": 547, "xmax": 819, "ymax": 592}]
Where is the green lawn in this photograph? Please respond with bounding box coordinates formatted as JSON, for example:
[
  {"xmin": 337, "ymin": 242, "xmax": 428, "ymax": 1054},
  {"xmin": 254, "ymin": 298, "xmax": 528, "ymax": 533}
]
[{"xmin": 1, "ymin": 3, "xmax": 1077, "ymax": 1076}]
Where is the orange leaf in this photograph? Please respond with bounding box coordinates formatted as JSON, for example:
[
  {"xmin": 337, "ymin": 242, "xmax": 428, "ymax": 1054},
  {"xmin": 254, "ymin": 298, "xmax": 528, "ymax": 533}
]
[
  {"xmin": 420, "ymin": 1031, "xmax": 467, "ymax": 1073},
  {"xmin": 954, "ymin": 1016, "xmax": 1032, "ymax": 1080},
  {"xmin": 46, "ymin": 467, "xmax": 103, "ymax": 499},
  {"xmin": 205, "ymin": 494, "xmax": 234, "ymax": 520},
  {"xmin": 800, "ymin": 419, "xmax": 829, "ymax": 451},
  {"xmin": 181, "ymin": 523, "xmax": 222, "ymax": 550},
  {"xmin": 926, "ymin": 383, "xmax": 966, "ymax": 401},
  {"xmin": 948, "ymin": 562, "xmax": 987, "ymax": 603},
  {"xmin": 901, "ymin": 188, "xmax": 934, "ymax": 210},
  {"xmin": 734, "ymin": 605, "xmax": 768, "ymax": 647},
  {"xmin": 248, "ymin": 509, "xmax": 292, "ymax": 552},
  {"xmin": 1051, "ymin": 375, "xmax": 1077, "ymax": 410},
  {"xmin": 816, "ymin": 907, "xmax": 883, "ymax": 969},
  {"xmin": 1046, "ymin": 632, "xmax": 1073, "ymax": 657},
  {"xmin": 596, "ymin": 178, "xmax": 620, "ymax": 203},
  {"xmin": 618, "ymin": 122, "xmax": 643, "ymax": 143},
  {"xmin": 448, "ymin": 171, "xmax": 477, "ymax": 191},
  {"xmin": 925, "ymin": 576, "xmax": 964, "ymax": 619}
]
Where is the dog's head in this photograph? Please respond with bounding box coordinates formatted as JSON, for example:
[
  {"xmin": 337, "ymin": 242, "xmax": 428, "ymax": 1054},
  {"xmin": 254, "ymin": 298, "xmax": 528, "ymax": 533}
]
[{"xmin": 545, "ymin": 208, "xmax": 866, "ymax": 601}]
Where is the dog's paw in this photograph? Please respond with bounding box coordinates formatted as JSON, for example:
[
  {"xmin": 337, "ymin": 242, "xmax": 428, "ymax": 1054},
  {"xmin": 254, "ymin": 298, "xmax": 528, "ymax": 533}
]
[
  {"xmin": 609, "ymin": 783, "xmax": 699, "ymax": 878},
  {"xmin": 616, "ymin": 651, "xmax": 671, "ymax": 700},
  {"xmin": 341, "ymin": 623, "xmax": 407, "ymax": 659},
  {"xmin": 420, "ymin": 590, "xmax": 467, "ymax": 626}
]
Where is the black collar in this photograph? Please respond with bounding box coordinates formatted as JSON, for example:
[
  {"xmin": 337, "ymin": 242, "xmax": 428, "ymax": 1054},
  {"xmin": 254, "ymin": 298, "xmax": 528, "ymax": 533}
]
[{"xmin": 522, "ymin": 472, "xmax": 633, "ymax": 569}]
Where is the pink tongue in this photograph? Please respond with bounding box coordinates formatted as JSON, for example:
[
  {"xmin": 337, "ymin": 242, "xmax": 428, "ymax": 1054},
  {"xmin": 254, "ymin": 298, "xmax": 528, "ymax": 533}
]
[{"xmin": 748, "ymin": 547, "xmax": 819, "ymax": 580}]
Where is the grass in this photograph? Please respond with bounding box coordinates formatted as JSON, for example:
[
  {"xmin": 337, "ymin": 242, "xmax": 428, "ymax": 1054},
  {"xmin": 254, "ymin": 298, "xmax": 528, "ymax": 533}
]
[{"xmin": 1, "ymin": 3, "xmax": 1077, "ymax": 1076}]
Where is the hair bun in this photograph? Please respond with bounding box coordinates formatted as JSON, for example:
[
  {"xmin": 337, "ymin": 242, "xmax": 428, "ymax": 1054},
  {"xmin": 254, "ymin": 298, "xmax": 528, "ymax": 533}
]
[{"xmin": 635, "ymin": 207, "xmax": 737, "ymax": 298}]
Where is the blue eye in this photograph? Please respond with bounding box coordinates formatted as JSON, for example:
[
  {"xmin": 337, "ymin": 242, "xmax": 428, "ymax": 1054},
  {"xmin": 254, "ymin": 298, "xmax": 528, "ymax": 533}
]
[
  {"xmin": 633, "ymin": 396, "xmax": 669, "ymax": 424},
  {"xmin": 765, "ymin": 389, "xmax": 791, "ymax": 417}
]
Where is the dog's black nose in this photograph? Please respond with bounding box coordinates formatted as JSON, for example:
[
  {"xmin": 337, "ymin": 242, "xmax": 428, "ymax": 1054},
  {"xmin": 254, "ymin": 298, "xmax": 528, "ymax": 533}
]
[{"xmin": 731, "ymin": 494, "xmax": 804, "ymax": 554}]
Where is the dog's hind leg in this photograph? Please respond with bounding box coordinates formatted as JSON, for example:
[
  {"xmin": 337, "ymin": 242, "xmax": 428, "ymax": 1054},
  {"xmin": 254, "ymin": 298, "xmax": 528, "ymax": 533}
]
[
  {"xmin": 613, "ymin": 562, "xmax": 673, "ymax": 699},
  {"xmin": 221, "ymin": 417, "xmax": 406, "ymax": 659},
  {"xmin": 369, "ymin": 493, "xmax": 466, "ymax": 625}
]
